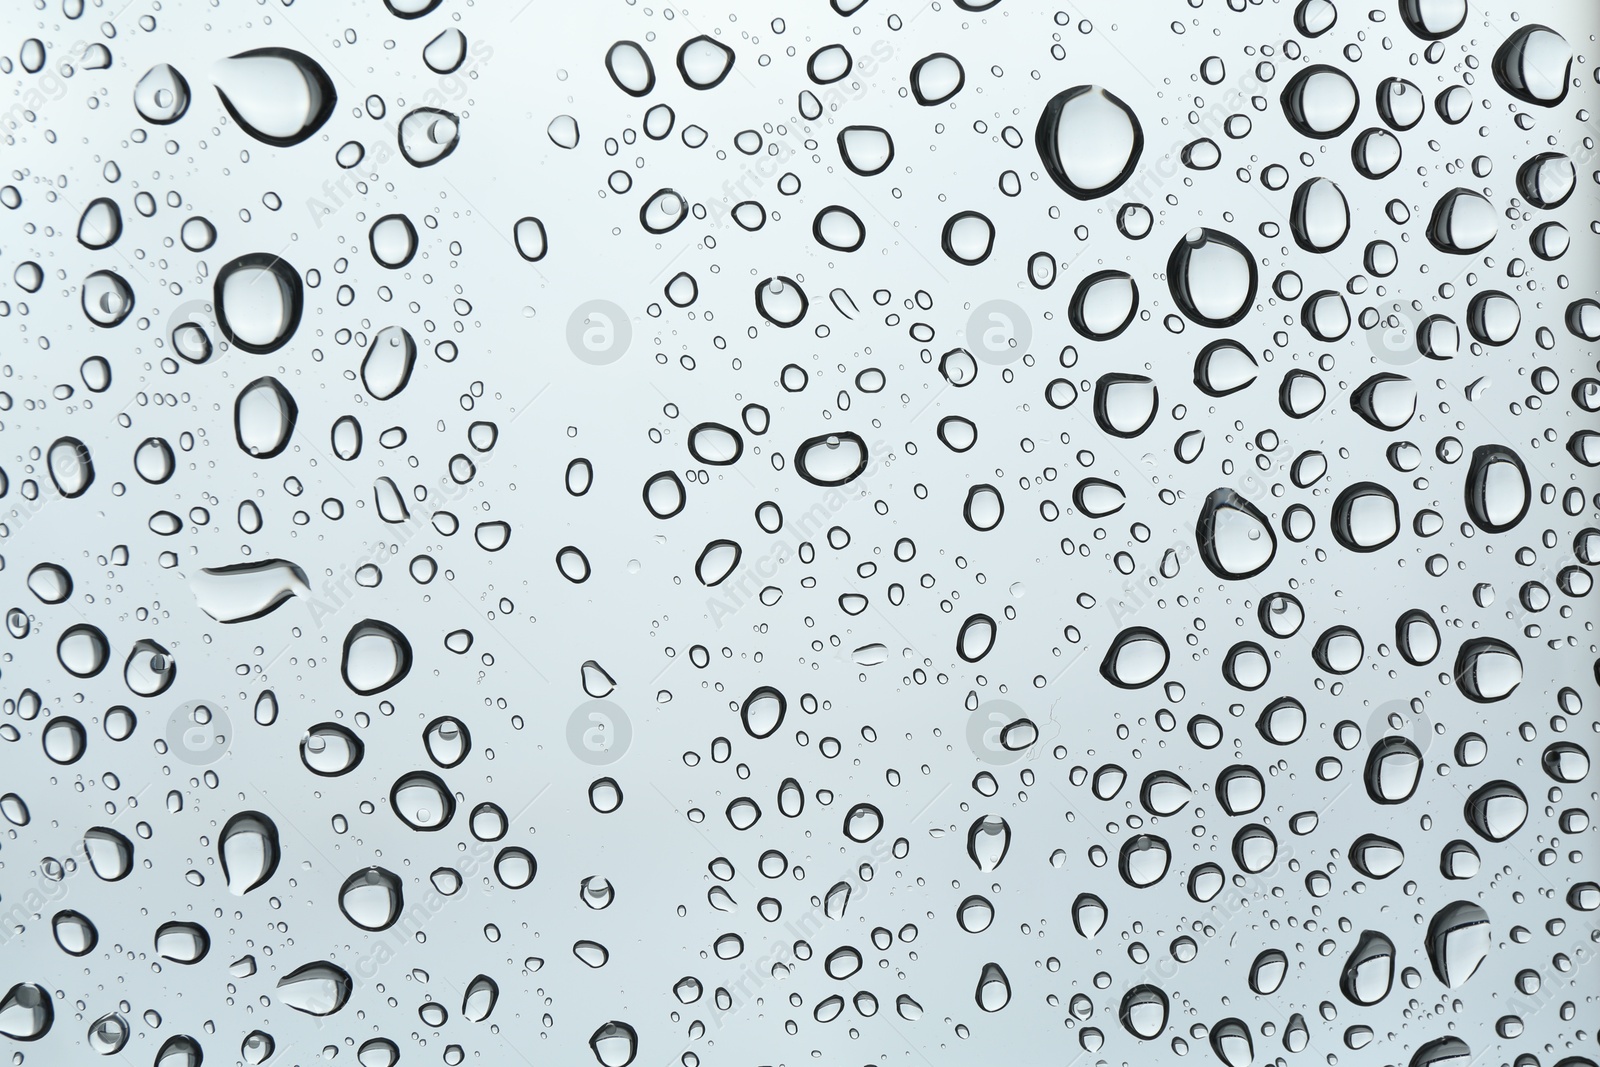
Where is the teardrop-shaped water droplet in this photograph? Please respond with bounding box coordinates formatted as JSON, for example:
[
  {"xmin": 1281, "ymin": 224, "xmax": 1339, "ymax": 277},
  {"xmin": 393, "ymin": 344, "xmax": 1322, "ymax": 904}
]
[
  {"xmin": 461, "ymin": 974, "xmax": 498, "ymax": 1022},
  {"xmin": 277, "ymin": 961, "xmax": 352, "ymax": 1016},
  {"xmin": 77, "ymin": 197, "xmax": 121, "ymax": 249},
  {"xmin": 1426, "ymin": 901, "xmax": 1489, "ymax": 988},
  {"xmin": 0, "ymin": 983, "xmax": 54, "ymax": 1042},
  {"xmin": 1209, "ymin": 1018, "xmax": 1254, "ymax": 1067},
  {"xmin": 219, "ymin": 811, "xmax": 280, "ymax": 894},
  {"xmin": 974, "ymin": 962, "xmax": 1010, "ymax": 1012},
  {"xmin": 967, "ymin": 814, "xmax": 1010, "ymax": 871},
  {"xmin": 134, "ymin": 63, "xmax": 191, "ymax": 124},
  {"xmin": 1072, "ymin": 892, "xmax": 1107, "ymax": 937},
  {"xmin": 694, "ymin": 539, "xmax": 742, "ymax": 586},
  {"xmin": 154, "ymin": 921, "xmax": 211, "ymax": 964},
  {"xmin": 1341, "ymin": 930, "xmax": 1395, "ymax": 1005},
  {"xmin": 361, "ymin": 325, "xmax": 417, "ymax": 400},
  {"xmin": 213, "ymin": 48, "xmax": 336, "ymax": 146},
  {"xmin": 46, "ymin": 436, "xmax": 95, "ymax": 497},
  {"xmin": 51, "ymin": 910, "xmax": 97, "ymax": 955}
]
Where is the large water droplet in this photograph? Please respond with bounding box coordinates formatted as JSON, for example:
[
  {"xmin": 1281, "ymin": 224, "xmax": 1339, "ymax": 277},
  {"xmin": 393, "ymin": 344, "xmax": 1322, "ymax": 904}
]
[
  {"xmin": 1492, "ymin": 25, "xmax": 1572, "ymax": 107},
  {"xmin": 1280, "ymin": 64, "xmax": 1358, "ymax": 137},
  {"xmin": 0, "ymin": 983, "xmax": 54, "ymax": 1041},
  {"xmin": 339, "ymin": 866, "xmax": 404, "ymax": 930},
  {"xmin": 975, "ymin": 962, "xmax": 1011, "ymax": 1011},
  {"xmin": 342, "ymin": 619, "xmax": 413, "ymax": 695},
  {"xmin": 220, "ymin": 811, "xmax": 280, "ymax": 894},
  {"xmin": 235, "ymin": 377, "xmax": 298, "ymax": 459},
  {"xmin": 276, "ymin": 962, "xmax": 352, "ymax": 1016},
  {"xmin": 213, "ymin": 48, "xmax": 336, "ymax": 146},
  {"xmin": 1341, "ymin": 930, "xmax": 1395, "ymax": 1004},
  {"xmin": 192, "ymin": 559, "xmax": 309, "ymax": 623},
  {"xmin": 1100, "ymin": 626, "xmax": 1169, "ymax": 688},
  {"xmin": 1454, "ymin": 637, "xmax": 1521, "ymax": 702},
  {"xmin": 1426, "ymin": 901, "xmax": 1489, "ymax": 988},
  {"xmin": 1035, "ymin": 85, "xmax": 1143, "ymax": 199},
  {"xmin": 134, "ymin": 63, "xmax": 191, "ymax": 124},
  {"xmin": 1168, "ymin": 228, "xmax": 1256, "ymax": 327},
  {"xmin": 1119, "ymin": 985, "xmax": 1168, "ymax": 1039},
  {"xmin": 794, "ymin": 431, "xmax": 868, "ymax": 486},
  {"xmin": 589, "ymin": 1020, "xmax": 639, "ymax": 1067},
  {"xmin": 215, "ymin": 253, "xmax": 303, "ymax": 353}
]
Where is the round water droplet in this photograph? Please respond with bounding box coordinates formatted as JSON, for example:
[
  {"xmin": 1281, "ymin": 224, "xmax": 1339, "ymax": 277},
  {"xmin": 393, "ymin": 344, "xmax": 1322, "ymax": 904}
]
[
  {"xmin": 81, "ymin": 270, "xmax": 134, "ymax": 327},
  {"xmin": 342, "ymin": 619, "xmax": 412, "ymax": 695},
  {"xmin": 676, "ymin": 35, "xmax": 734, "ymax": 89},
  {"xmin": 1035, "ymin": 85, "xmax": 1143, "ymax": 200},
  {"xmin": 911, "ymin": 53, "xmax": 964, "ymax": 105},
  {"xmin": 589, "ymin": 1020, "xmax": 639, "ymax": 1067},
  {"xmin": 392, "ymin": 771, "xmax": 456, "ymax": 831},
  {"xmin": 1070, "ymin": 271, "xmax": 1139, "ymax": 339},
  {"xmin": 1120, "ymin": 985, "xmax": 1168, "ymax": 1039},
  {"xmin": 1281, "ymin": 64, "xmax": 1359, "ymax": 137},
  {"xmin": 339, "ymin": 866, "xmax": 404, "ymax": 930},
  {"xmin": 837, "ymin": 126, "xmax": 894, "ymax": 175},
  {"xmin": 398, "ymin": 107, "xmax": 461, "ymax": 166},
  {"xmin": 1168, "ymin": 228, "xmax": 1256, "ymax": 327},
  {"xmin": 1454, "ymin": 638, "xmax": 1521, "ymax": 703},
  {"xmin": 794, "ymin": 432, "xmax": 868, "ymax": 486}
]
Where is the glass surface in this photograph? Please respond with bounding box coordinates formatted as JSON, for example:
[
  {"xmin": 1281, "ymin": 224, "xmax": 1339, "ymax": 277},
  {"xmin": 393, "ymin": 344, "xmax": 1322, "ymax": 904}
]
[{"xmin": 0, "ymin": 1, "xmax": 1597, "ymax": 1065}]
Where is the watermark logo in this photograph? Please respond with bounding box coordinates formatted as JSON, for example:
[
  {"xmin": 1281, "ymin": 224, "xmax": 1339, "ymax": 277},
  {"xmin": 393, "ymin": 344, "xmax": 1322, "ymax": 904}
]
[
  {"xmin": 1366, "ymin": 309, "xmax": 1419, "ymax": 366},
  {"xmin": 166, "ymin": 699, "xmax": 232, "ymax": 765},
  {"xmin": 1365, "ymin": 696, "xmax": 1432, "ymax": 758},
  {"xmin": 567, "ymin": 700, "xmax": 632, "ymax": 764},
  {"xmin": 966, "ymin": 699, "xmax": 1052, "ymax": 765},
  {"xmin": 567, "ymin": 300, "xmax": 632, "ymax": 365},
  {"xmin": 966, "ymin": 300, "xmax": 1031, "ymax": 365}
]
